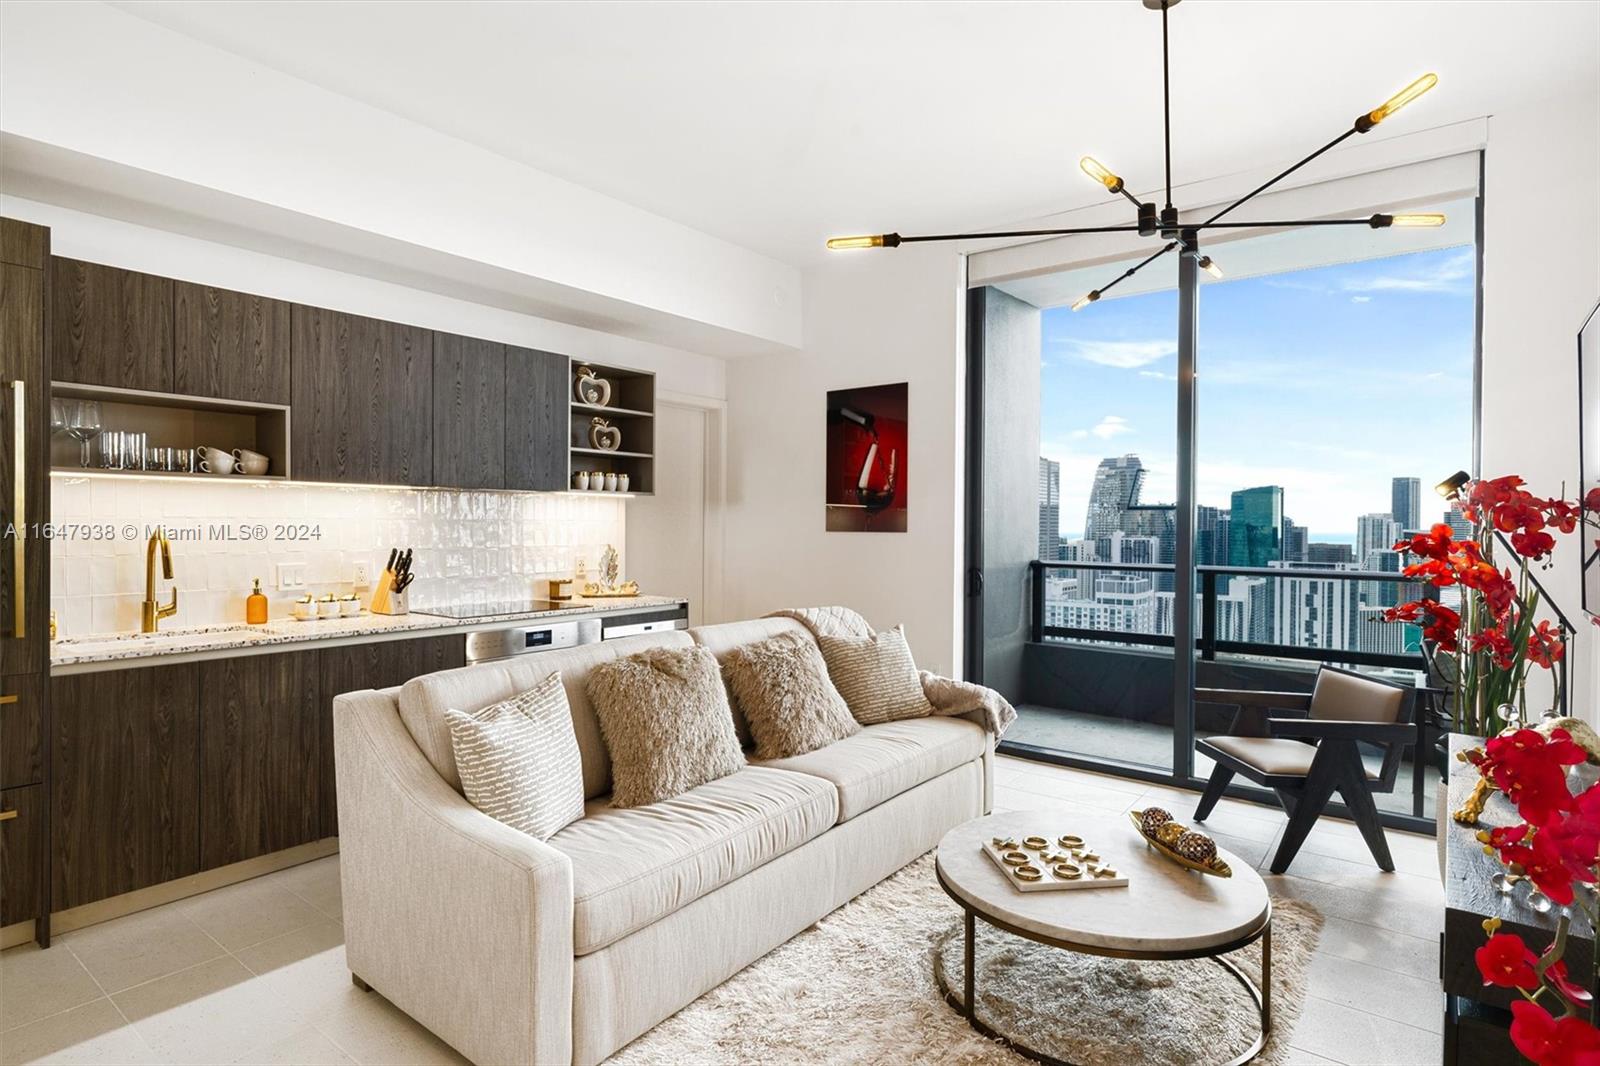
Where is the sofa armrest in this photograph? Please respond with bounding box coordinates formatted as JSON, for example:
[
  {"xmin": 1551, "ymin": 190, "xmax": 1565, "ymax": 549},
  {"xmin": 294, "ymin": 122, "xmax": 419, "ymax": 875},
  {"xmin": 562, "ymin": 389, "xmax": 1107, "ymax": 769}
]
[{"xmin": 333, "ymin": 689, "xmax": 574, "ymax": 1066}]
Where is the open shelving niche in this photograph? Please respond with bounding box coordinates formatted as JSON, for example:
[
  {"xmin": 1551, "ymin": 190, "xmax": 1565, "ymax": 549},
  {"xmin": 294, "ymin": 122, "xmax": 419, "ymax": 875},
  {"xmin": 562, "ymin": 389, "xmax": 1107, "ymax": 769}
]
[
  {"xmin": 567, "ymin": 361, "xmax": 654, "ymax": 495},
  {"xmin": 48, "ymin": 381, "xmax": 290, "ymax": 482}
]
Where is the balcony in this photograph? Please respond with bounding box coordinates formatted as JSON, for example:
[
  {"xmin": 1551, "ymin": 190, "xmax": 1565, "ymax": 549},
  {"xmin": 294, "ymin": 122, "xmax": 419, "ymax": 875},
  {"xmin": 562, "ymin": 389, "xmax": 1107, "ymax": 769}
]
[{"xmin": 998, "ymin": 559, "xmax": 1491, "ymax": 826}]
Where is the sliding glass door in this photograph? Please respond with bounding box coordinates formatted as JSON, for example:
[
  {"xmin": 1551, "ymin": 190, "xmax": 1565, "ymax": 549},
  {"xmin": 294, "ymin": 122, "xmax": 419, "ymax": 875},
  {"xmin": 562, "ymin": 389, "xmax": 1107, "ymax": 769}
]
[{"xmin": 965, "ymin": 163, "xmax": 1481, "ymax": 830}]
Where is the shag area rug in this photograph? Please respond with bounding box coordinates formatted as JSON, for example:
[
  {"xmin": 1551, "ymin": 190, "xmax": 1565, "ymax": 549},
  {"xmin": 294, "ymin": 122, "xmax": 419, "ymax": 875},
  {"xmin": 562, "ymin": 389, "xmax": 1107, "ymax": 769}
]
[{"xmin": 608, "ymin": 853, "xmax": 1322, "ymax": 1065}]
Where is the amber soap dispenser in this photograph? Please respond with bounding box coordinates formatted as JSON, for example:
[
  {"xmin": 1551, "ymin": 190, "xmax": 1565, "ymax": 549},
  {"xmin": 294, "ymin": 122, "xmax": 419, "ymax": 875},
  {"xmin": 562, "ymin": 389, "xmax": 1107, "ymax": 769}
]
[{"xmin": 246, "ymin": 578, "xmax": 269, "ymax": 624}]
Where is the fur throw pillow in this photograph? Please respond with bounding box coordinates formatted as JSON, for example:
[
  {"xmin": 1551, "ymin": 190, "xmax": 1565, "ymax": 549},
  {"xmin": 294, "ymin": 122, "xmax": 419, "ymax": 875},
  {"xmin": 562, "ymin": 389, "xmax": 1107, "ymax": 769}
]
[{"xmin": 723, "ymin": 632, "xmax": 859, "ymax": 760}]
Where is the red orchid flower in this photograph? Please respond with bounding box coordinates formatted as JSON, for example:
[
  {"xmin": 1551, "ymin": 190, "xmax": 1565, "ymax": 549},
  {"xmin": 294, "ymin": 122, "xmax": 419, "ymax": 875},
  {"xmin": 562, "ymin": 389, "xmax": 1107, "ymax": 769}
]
[
  {"xmin": 1585, "ymin": 486, "xmax": 1600, "ymax": 514},
  {"xmin": 1509, "ymin": 998, "xmax": 1600, "ymax": 1066},
  {"xmin": 1514, "ymin": 528, "xmax": 1558, "ymax": 559},
  {"xmin": 1483, "ymin": 729, "xmax": 1584, "ymax": 829},
  {"xmin": 1397, "ymin": 523, "xmax": 1456, "ymax": 560},
  {"xmin": 1477, "ymin": 932, "xmax": 1541, "ymax": 989},
  {"xmin": 1547, "ymin": 499, "xmax": 1581, "ymax": 535},
  {"xmin": 1528, "ymin": 621, "xmax": 1567, "ymax": 669},
  {"xmin": 1544, "ymin": 960, "xmax": 1596, "ymax": 1005},
  {"xmin": 1470, "ymin": 624, "xmax": 1517, "ymax": 670}
]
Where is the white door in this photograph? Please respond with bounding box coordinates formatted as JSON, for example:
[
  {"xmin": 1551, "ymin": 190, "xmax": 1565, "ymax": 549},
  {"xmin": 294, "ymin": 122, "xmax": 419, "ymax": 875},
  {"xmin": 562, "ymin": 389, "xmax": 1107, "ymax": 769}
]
[{"xmin": 627, "ymin": 401, "xmax": 708, "ymax": 625}]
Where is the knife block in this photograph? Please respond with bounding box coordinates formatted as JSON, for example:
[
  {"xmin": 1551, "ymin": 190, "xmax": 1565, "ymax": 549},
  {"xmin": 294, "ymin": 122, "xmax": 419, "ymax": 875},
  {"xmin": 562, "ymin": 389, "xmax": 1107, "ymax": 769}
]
[{"xmin": 370, "ymin": 570, "xmax": 409, "ymax": 616}]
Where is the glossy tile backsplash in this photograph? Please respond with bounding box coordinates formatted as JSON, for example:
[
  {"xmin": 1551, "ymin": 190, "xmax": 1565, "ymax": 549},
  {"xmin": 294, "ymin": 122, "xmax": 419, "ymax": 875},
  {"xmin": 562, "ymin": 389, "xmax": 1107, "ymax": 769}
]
[{"xmin": 50, "ymin": 476, "xmax": 627, "ymax": 636}]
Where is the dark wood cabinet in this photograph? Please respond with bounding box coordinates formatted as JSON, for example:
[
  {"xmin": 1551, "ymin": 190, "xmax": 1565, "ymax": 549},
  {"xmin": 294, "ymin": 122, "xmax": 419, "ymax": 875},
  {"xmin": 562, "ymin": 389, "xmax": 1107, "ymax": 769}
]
[
  {"xmin": 432, "ymin": 333, "xmax": 506, "ymax": 490},
  {"xmin": 291, "ymin": 306, "xmax": 432, "ymax": 486},
  {"xmin": 1, "ymin": 673, "xmax": 45, "ymax": 789},
  {"xmin": 174, "ymin": 282, "xmax": 291, "ymax": 405},
  {"xmin": 51, "ymin": 665, "xmax": 199, "ymax": 911},
  {"xmin": 505, "ymin": 345, "xmax": 570, "ymax": 491},
  {"xmin": 319, "ymin": 635, "xmax": 465, "ymax": 836},
  {"xmin": 0, "ymin": 218, "xmax": 48, "ymax": 270},
  {"xmin": 1, "ymin": 255, "xmax": 52, "ymax": 677},
  {"xmin": 50, "ymin": 258, "xmax": 172, "ymax": 391},
  {"xmin": 198, "ymin": 651, "xmax": 320, "ymax": 870},
  {"xmin": 0, "ymin": 783, "xmax": 44, "ymax": 927}
]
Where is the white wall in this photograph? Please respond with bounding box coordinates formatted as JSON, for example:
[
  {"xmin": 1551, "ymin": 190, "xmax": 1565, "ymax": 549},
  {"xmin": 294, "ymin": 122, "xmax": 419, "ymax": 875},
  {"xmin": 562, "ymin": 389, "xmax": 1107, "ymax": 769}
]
[
  {"xmin": 1481, "ymin": 84, "xmax": 1600, "ymax": 719},
  {"xmin": 723, "ymin": 253, "xmax": 966, "ymax": 676}
]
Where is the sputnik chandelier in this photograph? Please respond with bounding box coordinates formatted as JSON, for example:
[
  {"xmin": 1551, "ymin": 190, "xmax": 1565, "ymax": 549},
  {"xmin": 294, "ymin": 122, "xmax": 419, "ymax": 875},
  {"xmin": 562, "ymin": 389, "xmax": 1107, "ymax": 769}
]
[{"xmin": 825, "ymin": 0, "xmax": 1441, "ymax": 309}]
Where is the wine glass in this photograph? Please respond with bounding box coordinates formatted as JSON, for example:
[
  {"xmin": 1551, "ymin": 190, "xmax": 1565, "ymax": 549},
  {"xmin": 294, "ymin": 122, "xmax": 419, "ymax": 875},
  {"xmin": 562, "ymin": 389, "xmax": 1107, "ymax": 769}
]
[
  {"xmin": 49, "ymin": 398, "xmax": 66, "ymax": 435},
  {"xmin": 65, "ymin": 401, "xmax": 102, "ymax": 467}
]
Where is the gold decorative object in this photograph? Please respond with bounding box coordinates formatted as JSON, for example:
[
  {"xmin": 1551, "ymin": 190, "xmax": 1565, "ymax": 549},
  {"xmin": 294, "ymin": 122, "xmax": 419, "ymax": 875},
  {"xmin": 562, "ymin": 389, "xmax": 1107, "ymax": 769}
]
[
  {"xmin": 589, "ymin": 417, "xmax": 622, "ymax": 451},
  {"xmin": 600, "ymin": 545, "xmax": 620, "ymax": 588},
  {"xmin": 581, "ymin": 579, "xmax": 640, "ymax": 598},
  {"xmin": 1129, "ymin": 810, "xmax": 1233, "ymax": 878},
  {"xmin": 1022, "ymin": 835, "xmax": 1048, "ymax": 851},
  {"xmin": 980, "ymin": 829, "xmax": 1129, "ymax": 892},
  {"xmin": 1013, "ymin": 865, "xmax": 1042, "ymax": 882},
  {"xmin": 1174, "ymin": 832, "xmax": 1217, "ymax": 866},
  {"xmin": 1001, "ymin": 850, "xmax": 1030, "ymax": 866},
  {"xmin": 1058, "ymin": 834, "xmax": 1084, "ymax": 849},
  {"xmin": 547, "ymin": 578, "xmax": 574, "ymax": 602},
  {"xmin": 1053, "ymin": 863, "xmax": 1083, "ymax": 880},
  {"xmin": 1138, "ymin": 807, "xmax": 1174, "ymax": 838},
  {"xmin": 574, "ymin": 366, "xmax": 612, "ymax": 407}
]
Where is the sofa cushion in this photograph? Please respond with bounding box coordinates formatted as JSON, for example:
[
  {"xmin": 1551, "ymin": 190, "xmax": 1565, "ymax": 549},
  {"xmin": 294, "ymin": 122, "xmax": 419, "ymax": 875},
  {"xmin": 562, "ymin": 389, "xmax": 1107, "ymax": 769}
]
[
  {"xmin": 723, "ymin": 632, "xmax": 859, "ymax": 760},
  {"xmin": 758, "ymin": 716, "xmax": 987, "ymax": 823},
  {"xmin": 444, "ymin": 672, "xmax": 586, "ymax": 840},
  {"xmin": 396, "ymin": 630, "xmax": 694, "ymax": 798},
  {"xmin": 585, "ymin": 645, "xmax": 747, "ymax": 808},
  {"xmin": 548, "ymin": 766, "xmax": 838, "ymax": 955},
  {"xmin": 689, "ymin": 617, "xmax": 816, "ymax": 744},
  {"xmin": 815, "ymin": 625, "xmax": 936, "ymax": 725}
]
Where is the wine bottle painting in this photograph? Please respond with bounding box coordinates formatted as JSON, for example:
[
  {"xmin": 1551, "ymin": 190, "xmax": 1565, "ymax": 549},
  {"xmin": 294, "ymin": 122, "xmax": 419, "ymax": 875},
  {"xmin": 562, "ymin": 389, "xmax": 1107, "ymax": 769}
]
[{"xmin": 825, "ymin": 382, "xmax": 908, "ymax": 532}]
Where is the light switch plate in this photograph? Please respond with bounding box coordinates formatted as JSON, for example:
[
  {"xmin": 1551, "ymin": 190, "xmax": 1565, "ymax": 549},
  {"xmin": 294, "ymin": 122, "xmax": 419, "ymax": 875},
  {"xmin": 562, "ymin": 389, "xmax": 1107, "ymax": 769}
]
[
  {"xmin": 276, "ymin": 562, "xmax": 307, "ymax": 591},
  {"xmin": 352, "ymin": 562, "xmax": 371, "ymax": 587}
]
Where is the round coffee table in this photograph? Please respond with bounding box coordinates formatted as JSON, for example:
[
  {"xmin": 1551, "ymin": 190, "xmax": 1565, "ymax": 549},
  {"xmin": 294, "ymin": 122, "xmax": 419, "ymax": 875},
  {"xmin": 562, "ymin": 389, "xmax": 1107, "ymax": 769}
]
[{"xmin": 934, "ymin": 809, "xmax": 1272, "ymax": 1066}]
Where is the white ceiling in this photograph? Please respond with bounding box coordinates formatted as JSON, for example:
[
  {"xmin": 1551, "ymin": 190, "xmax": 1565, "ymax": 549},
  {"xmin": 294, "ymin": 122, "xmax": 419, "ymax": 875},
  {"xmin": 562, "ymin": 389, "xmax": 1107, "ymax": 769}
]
[{"xmin": 111, "ymin": 0, "xmax": 1597, "ymax": 267}]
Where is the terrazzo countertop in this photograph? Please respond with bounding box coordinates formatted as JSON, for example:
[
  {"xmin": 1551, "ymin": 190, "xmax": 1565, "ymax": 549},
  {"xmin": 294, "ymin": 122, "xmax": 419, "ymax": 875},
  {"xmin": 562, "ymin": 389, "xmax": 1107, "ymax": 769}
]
[{"xmin": 50, "ymin": 595, "xmax": 689, "ymax": 673}]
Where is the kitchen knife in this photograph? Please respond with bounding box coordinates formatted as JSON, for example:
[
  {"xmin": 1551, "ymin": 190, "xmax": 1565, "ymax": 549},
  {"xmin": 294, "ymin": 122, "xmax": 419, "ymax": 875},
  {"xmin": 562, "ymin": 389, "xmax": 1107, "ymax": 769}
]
[
  {"xmin": 386, "ymin": 548, "xmax": 398, "ymax": 575},
  {"xmin": 399, "ymin": 548, "xmax": 413, "ymax": 578}
]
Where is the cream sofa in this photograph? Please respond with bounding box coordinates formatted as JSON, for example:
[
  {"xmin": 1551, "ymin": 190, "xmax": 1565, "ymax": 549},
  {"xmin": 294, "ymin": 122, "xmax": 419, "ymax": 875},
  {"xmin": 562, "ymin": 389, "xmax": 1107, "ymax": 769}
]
[{"xmin": 333, "ymin": 617, "xmax": 993, "ymax": 1066}]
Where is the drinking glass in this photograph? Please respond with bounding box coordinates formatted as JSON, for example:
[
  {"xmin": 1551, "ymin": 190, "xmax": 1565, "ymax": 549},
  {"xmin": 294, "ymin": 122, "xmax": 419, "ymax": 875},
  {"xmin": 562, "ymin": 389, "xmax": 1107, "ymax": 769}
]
[
  {"xmin": 65, "ymin": 401, "xmax": 102, "ymax": 466},
  {"xmin": 125, "ymin": 431, "xmax": 147, "ymax": 470},
  {"xmin": 145, "ymin": 445, "xmax": 167, "ymax": 472},
  {"xmin": 50, "ymin": 398, "xmax": 67, "ymax": 435}
]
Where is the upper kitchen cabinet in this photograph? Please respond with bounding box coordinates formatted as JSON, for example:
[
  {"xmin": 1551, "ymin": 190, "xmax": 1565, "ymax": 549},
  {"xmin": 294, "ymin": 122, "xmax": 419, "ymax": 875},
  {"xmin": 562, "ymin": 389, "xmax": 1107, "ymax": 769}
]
[
  {"xmin": 174, "ymin": 281, "xmax": 291, "ymax": 405},
  {"xmin": 291, "ymin": 305, "xmax": 433, "ymax": 486},
  {"xmin": 0, "ymin": 220, "xmax": 51, "ymax": 678},
  {"xmin": 504, "ymin": 345, "xmax": 570, "ymax": 492},
  {"xmin": 432, "ymin": 332, "xmax": 506, "ymax": 490},
  {"xmin": 51, "ymin": 257, "xmax": 173, "ymax": 392}
]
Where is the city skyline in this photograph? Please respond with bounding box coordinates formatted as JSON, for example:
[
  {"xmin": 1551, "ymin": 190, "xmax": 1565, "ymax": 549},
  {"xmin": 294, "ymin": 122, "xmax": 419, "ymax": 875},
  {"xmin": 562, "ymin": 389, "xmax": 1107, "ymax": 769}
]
[{"xmin": 1040, "ymin": 244, "xmax": 1475, "ymax": 541}]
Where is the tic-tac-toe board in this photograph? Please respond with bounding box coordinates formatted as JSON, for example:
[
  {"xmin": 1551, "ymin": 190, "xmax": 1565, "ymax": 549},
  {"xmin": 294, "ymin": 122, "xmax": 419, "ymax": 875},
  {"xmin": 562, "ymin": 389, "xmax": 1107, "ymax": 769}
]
[{"xmin": 980, "ymin": 832, "xmax": 1129, "ymax": 892}]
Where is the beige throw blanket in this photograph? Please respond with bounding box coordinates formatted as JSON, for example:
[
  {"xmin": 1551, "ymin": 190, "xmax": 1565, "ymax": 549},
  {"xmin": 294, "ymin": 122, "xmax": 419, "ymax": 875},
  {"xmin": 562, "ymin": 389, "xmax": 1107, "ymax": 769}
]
[{"xmin": 767, "ymin": 607, "xmax": 1016, "ymax": 737}]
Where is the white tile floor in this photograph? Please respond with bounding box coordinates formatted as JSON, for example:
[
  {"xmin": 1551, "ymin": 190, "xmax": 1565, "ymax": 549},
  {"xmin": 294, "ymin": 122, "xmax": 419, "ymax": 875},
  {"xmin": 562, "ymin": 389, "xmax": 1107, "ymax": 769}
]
[{"xmin": 0, "ymin": 755, "xmax": 1444, "ymax": 1065}]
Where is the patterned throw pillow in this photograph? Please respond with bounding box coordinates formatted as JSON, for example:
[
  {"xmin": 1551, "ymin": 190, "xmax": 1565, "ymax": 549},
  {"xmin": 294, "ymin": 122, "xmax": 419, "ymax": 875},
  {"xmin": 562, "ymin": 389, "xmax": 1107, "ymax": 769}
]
[
  {"xmin": 816, "ymin": 625, "xmax": 936, "ymax": 725},
  {"xmin": 445, "ymin": 671, "xmax": 586, "ymax": 840},
  {"xmin": 585, "ymin": 644, "xmax": 747, "ymax": 808},
  {"xmin": 723, "ymin": 632, "xmax": 860, "ymax": 760}
]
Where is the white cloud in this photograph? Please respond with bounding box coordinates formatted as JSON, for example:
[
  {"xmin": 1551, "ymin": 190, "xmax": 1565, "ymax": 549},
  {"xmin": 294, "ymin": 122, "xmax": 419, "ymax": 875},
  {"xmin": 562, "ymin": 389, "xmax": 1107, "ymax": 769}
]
[
  {"xmin": 1138, "ymin": 369, "xmax": 1173, "ymax": 381},
  {"xmin": 1063, "ymin": 339, "xmax": 1176, "ymax": 369},
  {"xmin": 1342, "ymin": 248, "xmax": 1473, "ymax": 295},
  {"xmin": 1089, "ymin": 415, "xmax": 1130, "ymax": 440},
  {"xmin": 1350, "ymin": 295, "xmax": 1372, "ymax": 303}
]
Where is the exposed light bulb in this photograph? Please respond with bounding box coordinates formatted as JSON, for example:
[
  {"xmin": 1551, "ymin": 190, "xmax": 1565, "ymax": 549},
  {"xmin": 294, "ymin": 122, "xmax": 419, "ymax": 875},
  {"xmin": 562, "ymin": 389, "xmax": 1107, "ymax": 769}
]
[
  {"xmin": 1197, "ymin": 255, "xmax": 1224, "ymax": 279},
  {"xmin": 826, "ymin": 233, "xmax": 901, "ymax": 250},
  {"xmin": 1078, "ymin": 156, "xmax": 1124, "ymax": 193},
  {"xmin": 1070, "ymin": 290, "xmax": 1101, "ymax": 312},
  {"xmin": 1435, "ymin": 470, "xmax": 1471, "ymax": 500},
  {"xmin": 1367, "ymin": 73, "xmax": 1438, "ymax": 126},
  {"xmin": 1391, "ymin": 212, "xmax": 1447, "ymax": 228}
]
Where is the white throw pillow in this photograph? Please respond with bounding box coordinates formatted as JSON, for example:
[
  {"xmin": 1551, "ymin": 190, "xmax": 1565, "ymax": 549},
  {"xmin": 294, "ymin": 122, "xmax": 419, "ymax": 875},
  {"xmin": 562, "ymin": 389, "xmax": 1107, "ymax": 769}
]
[
  {"xmin": 816, "ymin": 625, "xmax": 936, "ymax": 725},
  {"xmin": 445, "ymin": 671, "xmax": 586, "ymax": 840}
]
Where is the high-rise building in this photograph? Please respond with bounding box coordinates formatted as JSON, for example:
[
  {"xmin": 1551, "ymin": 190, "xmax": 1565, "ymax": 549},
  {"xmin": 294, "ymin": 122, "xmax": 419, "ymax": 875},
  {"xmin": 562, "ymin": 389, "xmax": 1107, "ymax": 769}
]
[
  {"xmin": 1229, "ymin": 486, "xmax": 1284, "ymax": 569},
  {"xmin": 1059, "ymin": 538, "xmax": 1096, "ymax": 600},
  {"xmin": 1046, "ymin": 575, "xmax": 1156, "ymax": 635},
  {"xmin": 1084, "ymin": 455, "xmax": 1145, "ymax": 541},
  {"xmin": 1124, "ymin": 503, "xmax": 1176, "ymax": 592},
  {"xmin": 1356, "ymin": 512, "xmax": 1400, "ymax": 564},
  {"xmin": 1392, "ymin": 477, "xmax": 1422, "ymax": 532},
  {"xmin": 1038, "ymin": 457, "xmax": 1061, "ymax": 562},
  {"xmin": 1445, "ymin": 501, "xmax": 1473, "ymax": 541},
  {"xmin": 1271, "ymin": 562, "xmax": 1360, "ymax": 652},
  {"xmin": 1094, "ymin": 532, "xmax": 1159, "ymax": 567},
  {"xmin": 1307, "ymin": 542, "xmax": 1355, "ymax": 565},
  {"xmin": 1196, "ymin": 505, "xmax": 1226, "ymax": 565},
  {"xmin": 1282, "ymin": 518, "xmax": 1308, "ymax": 563},
  {"xmin": 1357, "ymin": 605, "xmax": 1415, "ymax": 657}
]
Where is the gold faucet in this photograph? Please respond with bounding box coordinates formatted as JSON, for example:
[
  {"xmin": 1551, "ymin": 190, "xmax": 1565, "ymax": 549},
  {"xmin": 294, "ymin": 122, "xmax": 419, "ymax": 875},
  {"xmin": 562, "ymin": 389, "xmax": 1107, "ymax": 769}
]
[{"xmin": 141, "ymin": 529, "xmax": 178, "ymax": 633}]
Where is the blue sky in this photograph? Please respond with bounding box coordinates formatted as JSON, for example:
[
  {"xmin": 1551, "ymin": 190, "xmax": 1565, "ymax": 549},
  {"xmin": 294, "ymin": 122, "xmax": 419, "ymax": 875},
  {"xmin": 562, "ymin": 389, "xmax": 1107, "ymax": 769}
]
[{"xmin": 1041, "ymin": 244, "xmax": 1476, "ymax": 543}]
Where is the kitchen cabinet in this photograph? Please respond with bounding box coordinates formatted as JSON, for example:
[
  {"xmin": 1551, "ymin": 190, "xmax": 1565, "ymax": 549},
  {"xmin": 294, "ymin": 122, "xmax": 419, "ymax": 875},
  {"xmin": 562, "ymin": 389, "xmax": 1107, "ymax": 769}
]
[
  {"xmin": 319, "ymin": 634, "xmax": 465, "ymax": 836},
  {"xmin": 432, "ymin": 332, "xmax": 506, "ymax": 490},
  {"xmin": 50, "ymin": 257, "xmax": 173, "ymax": 391},
  {"xmin": 1, "ymin": 673, "xmax": 45, "ymax": 789},
  {"xmin": 0, "ymin": 783, "xmax": 44, "ymax": 927},
  {"xmin": 1, "ymin": 223, "xmax": 52, "ymax": 679},
  {"xmin": 505, "ymin": 345, "xmax": 570, "ymax": 491},
  {"xmin": 291, "ymin": 305, "xmax": 433, "ymax": 485},
  {"xmin": 174, "ymin": 281, "xmax": 291, "ymax": 405},
  {"xmin": 198, "ymin": 651, "xmax": 320, "ymax": 870},
  {"xmin": 51, "ymin": 665, "xmax": 200, "ymax": 910}
]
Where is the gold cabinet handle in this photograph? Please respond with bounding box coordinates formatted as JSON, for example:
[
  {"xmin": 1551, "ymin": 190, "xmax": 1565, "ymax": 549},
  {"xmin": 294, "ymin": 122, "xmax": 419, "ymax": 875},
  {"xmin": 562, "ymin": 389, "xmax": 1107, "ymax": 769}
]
[
  {"xmin": 0, "ymin": 809, "xmax": 17, "ymax": 822},
  {"xmin": 0, "ymin": 693, "xmax": 16, "ymax": 704},
  {"xmin": 10, "ymin": 379, "xmax": 23, "ymax": 640}
]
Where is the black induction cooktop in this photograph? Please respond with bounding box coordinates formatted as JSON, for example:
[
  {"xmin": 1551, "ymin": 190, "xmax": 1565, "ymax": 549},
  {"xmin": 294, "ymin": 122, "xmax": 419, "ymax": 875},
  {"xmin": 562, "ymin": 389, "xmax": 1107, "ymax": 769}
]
[{"xmin": 413, "ymin": 599, "xmax": 574, "ymax": 621}]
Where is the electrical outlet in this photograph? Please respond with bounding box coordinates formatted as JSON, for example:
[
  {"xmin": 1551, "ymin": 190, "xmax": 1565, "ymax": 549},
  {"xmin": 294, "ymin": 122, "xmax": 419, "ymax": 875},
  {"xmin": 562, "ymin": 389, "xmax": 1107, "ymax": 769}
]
[
  {"xmin": 276, "ymin": 562, "xmax": 307, "ymax": 591},
  {"xmin": 352, "ymin": 562, "xmax": 371, "ymax": 587}
]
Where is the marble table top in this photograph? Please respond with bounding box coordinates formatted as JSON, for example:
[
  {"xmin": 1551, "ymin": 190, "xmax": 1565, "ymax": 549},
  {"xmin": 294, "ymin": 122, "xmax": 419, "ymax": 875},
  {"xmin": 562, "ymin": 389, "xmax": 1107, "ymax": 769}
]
[{"xmin": 935, "ymin": 809, "xmax": 1271, "ymax": 955}]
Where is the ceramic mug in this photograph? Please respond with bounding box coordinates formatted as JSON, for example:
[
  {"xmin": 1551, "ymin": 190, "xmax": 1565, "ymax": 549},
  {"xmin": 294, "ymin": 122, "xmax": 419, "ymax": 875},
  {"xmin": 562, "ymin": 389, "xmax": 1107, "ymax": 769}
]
[
  {"xmin": 232, "ymin": 448, "xmax": 270, "ymax": 476},
  {"xmin": 574, "ymin": 471, "xmax": 590, "ymax": 491},
  {"xmin": 197, "ymin": 447, "xmax": 236, "ymax": 475}
]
